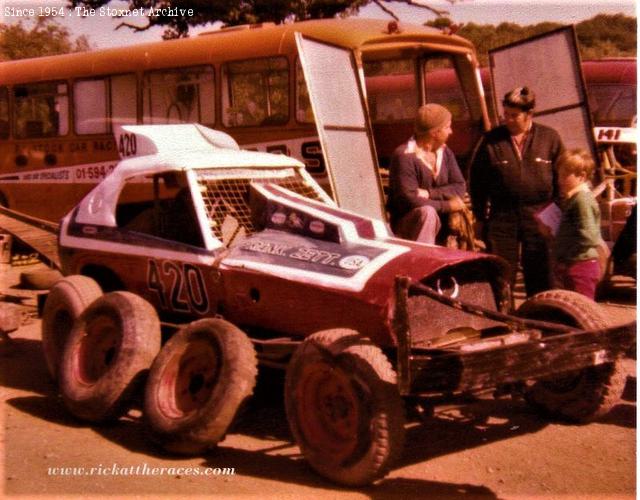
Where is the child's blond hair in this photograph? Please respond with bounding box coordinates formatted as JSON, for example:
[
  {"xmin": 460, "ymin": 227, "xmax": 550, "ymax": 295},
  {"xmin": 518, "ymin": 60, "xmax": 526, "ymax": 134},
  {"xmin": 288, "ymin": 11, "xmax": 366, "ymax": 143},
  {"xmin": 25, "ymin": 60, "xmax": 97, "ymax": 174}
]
[{"xmin": 557, "ymin": 148, "xmax": 595, "ymax": 179}]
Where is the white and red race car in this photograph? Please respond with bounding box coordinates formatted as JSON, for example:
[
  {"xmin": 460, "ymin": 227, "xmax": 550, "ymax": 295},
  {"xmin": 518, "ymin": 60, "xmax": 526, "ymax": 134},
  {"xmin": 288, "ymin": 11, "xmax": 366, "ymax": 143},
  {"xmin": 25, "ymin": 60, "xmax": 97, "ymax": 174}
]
[{"xmin": 43, "ymin": 124, "xmax": 634, "ymax": 486}]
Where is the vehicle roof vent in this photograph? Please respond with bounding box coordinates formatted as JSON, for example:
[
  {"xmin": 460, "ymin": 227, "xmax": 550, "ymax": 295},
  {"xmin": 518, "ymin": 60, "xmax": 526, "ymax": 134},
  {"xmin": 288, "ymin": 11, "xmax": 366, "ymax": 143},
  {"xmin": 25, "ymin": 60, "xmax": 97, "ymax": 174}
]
[{"xmin": 199, "ymin": 22, "xmax": 276, "ymax": 36}]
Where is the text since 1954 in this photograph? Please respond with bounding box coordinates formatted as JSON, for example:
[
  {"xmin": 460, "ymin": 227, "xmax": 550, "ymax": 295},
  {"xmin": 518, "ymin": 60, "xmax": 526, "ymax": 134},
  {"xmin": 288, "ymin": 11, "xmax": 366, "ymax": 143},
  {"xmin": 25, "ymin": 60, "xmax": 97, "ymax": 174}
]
[
  {"xmin": 4, "ymin": 6, "xmax": 196, "ymax": 17},
  {"xmin": 4, "ymin": 6, "xmax": 66, "ymax": 17}
]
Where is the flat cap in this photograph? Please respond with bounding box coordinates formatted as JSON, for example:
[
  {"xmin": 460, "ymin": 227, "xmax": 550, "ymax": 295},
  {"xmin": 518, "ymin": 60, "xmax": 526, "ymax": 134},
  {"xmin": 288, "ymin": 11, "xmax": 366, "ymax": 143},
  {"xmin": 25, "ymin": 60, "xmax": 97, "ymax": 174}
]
[{"xmin": 415, "ymin": 103, "xmax": 451, "ymax": 134}]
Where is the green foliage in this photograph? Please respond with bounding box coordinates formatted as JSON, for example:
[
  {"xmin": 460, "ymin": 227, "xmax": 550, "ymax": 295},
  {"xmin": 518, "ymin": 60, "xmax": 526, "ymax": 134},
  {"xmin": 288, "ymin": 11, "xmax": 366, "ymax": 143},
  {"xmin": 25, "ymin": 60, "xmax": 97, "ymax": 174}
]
[
  {"xmin": 69, "ymin": 0, "xmax": 412, "ymax": 38},
  {"xmin": 576, "ymin": 14, "xmax": 637, "ymax": 55},
  {"xmin": 433, "ymin": 14, "xmax": 637, "ymax": 66},
  {"xmin": 0, "ymin": 17, "xmax": 91, "ymax": 60}
]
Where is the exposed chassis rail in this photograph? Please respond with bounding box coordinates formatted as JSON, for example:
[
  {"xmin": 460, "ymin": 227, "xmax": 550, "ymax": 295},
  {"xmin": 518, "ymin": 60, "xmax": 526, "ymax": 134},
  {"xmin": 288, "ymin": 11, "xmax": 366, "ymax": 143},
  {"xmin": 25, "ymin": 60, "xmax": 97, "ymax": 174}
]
[{"xmin": 393, "ymin": 276, "xmax": 636, "ymax": 396}]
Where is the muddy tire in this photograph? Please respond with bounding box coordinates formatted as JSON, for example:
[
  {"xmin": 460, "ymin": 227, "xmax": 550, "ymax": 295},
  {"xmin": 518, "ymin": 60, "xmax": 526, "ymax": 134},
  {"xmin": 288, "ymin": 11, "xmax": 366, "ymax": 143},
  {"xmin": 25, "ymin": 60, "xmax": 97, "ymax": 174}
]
[
  {"xmin": 517, "ymin": 289, "xmax": 626, "ymax": 422},
  {"xmin": 285, "ymin": 329, "xmax": 405, "ymax": 486},
  {"xmin": 59, "ymin": 292, "xmax": 161, "ymax": 422},
  {"xmin": 42, "ymin": 275, "xmax": 103, "ymax": 380},
  {"xmin": 20, "ymin": 268, "xmax": 63, "ymax": 290},
  {"xmin": 144, "ymin": 318, "xmax": 257, "ymax": 455}
]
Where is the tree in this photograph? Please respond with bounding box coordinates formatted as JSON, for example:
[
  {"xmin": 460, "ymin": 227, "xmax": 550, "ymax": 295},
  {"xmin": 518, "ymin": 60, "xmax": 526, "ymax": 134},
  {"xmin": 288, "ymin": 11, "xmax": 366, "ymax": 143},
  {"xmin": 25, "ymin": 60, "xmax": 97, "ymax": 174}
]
[
  {"xmin": 429, "ymin": 14, "xmax": 636, "ymax": 66},
  {"xmin": 576, "ymin": 14, "xmax": 636, "ymax": 58},
  {"xmin": 69, "ymin": 0, "xmax": 455, "ymax": 39},
  {"xmin": 0, "ymin": 17, "xmax": 91, "ymax": 60}
]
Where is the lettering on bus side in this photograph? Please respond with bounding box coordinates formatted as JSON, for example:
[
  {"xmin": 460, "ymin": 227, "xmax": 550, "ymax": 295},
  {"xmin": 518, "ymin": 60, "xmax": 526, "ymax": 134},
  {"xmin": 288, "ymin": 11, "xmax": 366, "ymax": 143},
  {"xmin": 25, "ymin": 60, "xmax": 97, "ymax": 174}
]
[
  {"xmin": 245, "ymin": 138, "xmax": 326, "ymax": 175},
  {"xmin": 12, "ymin": 140, "xmax": 115, "ymax": 154},
  {"xmin": 301, "ymin": 141, "xmax": 325, "ymax": 174},
  {"xmin": 94, "ymin": 139, "xmax": 116, "ymax": 151},
  {"xmin": 147, "ymin": 259, "xmax": 210, "ymax": 315}
]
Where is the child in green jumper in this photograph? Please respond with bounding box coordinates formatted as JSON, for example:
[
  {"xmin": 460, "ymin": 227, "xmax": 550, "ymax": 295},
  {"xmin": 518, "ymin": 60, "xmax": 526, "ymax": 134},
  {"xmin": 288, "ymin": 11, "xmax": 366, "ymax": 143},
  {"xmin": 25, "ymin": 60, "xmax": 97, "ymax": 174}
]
[{"xmin": 553, "ymin": 149, "xmax": 604, "ymax": 299}]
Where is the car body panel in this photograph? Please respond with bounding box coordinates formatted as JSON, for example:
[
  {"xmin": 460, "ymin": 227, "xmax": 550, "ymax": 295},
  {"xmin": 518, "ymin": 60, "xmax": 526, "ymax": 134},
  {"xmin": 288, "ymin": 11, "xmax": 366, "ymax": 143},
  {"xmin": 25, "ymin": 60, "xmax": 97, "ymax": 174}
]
[{"xmin": 59, "ymin": 125, "xmax": 509, "ymax": 347}]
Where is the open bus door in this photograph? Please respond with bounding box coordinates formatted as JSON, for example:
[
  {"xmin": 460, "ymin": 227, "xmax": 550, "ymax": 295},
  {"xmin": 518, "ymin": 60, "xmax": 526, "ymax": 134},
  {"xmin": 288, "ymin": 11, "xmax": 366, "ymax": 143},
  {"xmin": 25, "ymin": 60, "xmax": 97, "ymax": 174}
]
[
  {"xmin": 489, "ymin": 26, "xmax": 597, "ymax": 159},
  {"xmin": 295, "ymin": 32, "xmax": 386, "ymax": 221}
]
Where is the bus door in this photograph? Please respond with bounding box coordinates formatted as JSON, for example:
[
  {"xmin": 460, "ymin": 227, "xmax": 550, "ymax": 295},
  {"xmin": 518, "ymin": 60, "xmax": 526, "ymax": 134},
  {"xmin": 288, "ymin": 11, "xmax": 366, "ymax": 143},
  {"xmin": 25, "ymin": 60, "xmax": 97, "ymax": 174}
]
[
  {"xmin": 294, "ymin": 33, "xmax": 386, "ymax": 221},
  {"xmin": 489, "ymin": 26, "xmax": 597, "ymax": 159}
]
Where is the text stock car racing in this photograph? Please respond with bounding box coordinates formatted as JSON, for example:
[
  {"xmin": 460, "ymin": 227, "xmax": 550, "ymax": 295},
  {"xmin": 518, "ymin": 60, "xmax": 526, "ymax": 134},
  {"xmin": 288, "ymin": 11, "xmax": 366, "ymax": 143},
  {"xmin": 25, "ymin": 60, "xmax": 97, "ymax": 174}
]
[{"xmin": 42, "ymin": 124, "xmax": 634, "ymax": 486}]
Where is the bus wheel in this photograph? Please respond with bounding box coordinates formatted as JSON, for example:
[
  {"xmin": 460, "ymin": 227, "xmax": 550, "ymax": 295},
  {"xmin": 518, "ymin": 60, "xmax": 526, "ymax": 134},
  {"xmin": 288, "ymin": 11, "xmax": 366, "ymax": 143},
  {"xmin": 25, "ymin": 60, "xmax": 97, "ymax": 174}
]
[
  {"xmin": 42, "ymin": 275, "xmax": 103, "ymax": 380},
  {"xmin": 517, "ymin": 290, "xmax": 626, "ymax": 422},
  {"xmin": 284, "ymin": 329, "xmax": 405, "ymax": 486},
  {"xmin": 59, "ymin": 292, "xmax": 161, "ymax": 422},
  {"xmin": 144, "ymin": 319, "xmax": 257, "ymax": 455}
]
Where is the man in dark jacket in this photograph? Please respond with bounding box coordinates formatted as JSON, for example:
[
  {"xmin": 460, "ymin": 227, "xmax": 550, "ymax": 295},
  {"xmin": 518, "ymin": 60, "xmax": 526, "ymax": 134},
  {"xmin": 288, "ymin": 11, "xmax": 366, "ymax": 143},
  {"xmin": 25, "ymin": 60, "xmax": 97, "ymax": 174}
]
[
  {"xmin": 387, "ymin": 103, "xmax": 466, "ymax": 244},
  {"xmin": 470, "ymin": 87, "xmax": 564, "ymax": 296}
]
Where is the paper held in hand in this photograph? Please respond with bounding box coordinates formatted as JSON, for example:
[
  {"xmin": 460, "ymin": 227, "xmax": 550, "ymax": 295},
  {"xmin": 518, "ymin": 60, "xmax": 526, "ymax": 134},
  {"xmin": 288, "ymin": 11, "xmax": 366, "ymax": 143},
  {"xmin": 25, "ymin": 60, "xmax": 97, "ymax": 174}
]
[{"xmin": 534, "ymin": 202, "xmax": 562, "ymax": 236}]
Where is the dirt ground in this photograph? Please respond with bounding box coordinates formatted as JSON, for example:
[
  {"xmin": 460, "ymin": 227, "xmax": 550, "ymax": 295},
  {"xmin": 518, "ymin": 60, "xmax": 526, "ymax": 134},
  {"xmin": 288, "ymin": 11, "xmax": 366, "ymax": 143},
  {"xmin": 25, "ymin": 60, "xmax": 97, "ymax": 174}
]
[{"xmin": 0, "ymin": 262, "xmax": 636, "ymax": 499}]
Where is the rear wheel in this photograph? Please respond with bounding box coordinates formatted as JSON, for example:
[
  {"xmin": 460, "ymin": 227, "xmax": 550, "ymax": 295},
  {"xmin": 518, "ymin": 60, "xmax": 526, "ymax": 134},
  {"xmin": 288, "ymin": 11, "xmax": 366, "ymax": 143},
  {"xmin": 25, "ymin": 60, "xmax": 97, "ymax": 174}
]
[
  {"xmin": 285, "ymin": 329, "xmax": 405, "ymax": 486},
  {"xmin": 59, "ymin": 292, "xmax": 161, "ymax": 421},
  {"xmin": 517, "ymin": 289, "xmax": 626, "ymax": 422},
  {"xmin": 144, "ymin": 318, "xmax": 257, "ymax": 455},
  {"xmin": 42, "ymin": 275, "xmax": 103, "ymax": 380}
]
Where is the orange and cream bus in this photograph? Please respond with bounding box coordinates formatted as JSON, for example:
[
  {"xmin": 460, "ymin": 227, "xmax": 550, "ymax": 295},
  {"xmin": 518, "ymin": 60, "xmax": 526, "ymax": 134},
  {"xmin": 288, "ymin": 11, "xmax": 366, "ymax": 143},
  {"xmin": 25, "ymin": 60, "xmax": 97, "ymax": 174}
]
[{"xmin": 0, "ymin": 18, "xmax": 490, "ymax": 222}]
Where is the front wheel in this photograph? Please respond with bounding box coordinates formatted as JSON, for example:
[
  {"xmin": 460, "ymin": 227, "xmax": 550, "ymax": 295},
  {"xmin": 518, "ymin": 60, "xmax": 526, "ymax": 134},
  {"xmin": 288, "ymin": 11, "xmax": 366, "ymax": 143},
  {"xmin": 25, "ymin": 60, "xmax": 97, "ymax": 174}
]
[
  {"xmin": 285, "ymin": 329, "xmax": 405, "ymax": 486},
  {"xmin": 517, "ymin": 289, "xmax": 626, "ymax": 422}
]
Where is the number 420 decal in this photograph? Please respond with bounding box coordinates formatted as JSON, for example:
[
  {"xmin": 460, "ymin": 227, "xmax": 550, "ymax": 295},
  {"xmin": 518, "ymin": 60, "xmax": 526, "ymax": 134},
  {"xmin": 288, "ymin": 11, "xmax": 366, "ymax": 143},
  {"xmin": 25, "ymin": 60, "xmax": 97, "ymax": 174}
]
[{"xmin": 147, "ymin": 259, "xmax": 210, "ymax": 314}]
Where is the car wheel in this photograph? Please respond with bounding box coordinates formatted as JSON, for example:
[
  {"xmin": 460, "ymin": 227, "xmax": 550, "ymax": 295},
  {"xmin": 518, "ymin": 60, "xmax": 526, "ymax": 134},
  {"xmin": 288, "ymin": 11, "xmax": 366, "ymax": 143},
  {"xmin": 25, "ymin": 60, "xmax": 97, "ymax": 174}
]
[
  {"xmin": 42, "ymin": 275, "xmax": 103, "ymax": 380},
  {"xmin": 144, "ymin": 318, "xmax": 257, "ymax": 455},
  {"xmin": 284, "ymin": 329, "xmax": 405, "ymax": 486},
  {"xmin": 517, "ymin": 289, "xmax": 626, "ymax": 422},
  {"xmin": 59, "ymin": 292, "xmax": 161, "ymax": 422}
]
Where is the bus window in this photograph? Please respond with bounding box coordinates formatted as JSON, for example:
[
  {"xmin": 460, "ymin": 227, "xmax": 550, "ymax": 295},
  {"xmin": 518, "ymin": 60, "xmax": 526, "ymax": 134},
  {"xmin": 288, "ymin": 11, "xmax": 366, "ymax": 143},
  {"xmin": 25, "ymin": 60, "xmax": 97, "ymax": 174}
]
[
  {"xmin": 423, "ymin": 57, "xmax": 470, "ymax": 121},
  {"xmin": 364, "ymin": 59, "xmax": 417, "ymax": 123},
  {"xmin": 74, "ymin": 79, "xmax": 107, "ymax": 134},
  {"xmin": 295, "ymin": 59, "xmax": 313, "ymax": 123},
  {"xmin": 0, "ymin": 87, "xmax": 8, "ymax": 139},
  {"xmin": 143, "ymin": 66, "xmax": 215, "ymax": 125},
  {"xmin": 222, "ymin": 57, "xmax": 289, "ymax": 127},
  {"xmin": 74, "ymin": 74, "xmax": 137, "ymax": 134},
  {"xmin": 111, "ymin": 74, "xmax": 137, "ymax": 128},
  {"xmin": 14, "ymin": 82, "xmax": 68, "ymax": 139}
]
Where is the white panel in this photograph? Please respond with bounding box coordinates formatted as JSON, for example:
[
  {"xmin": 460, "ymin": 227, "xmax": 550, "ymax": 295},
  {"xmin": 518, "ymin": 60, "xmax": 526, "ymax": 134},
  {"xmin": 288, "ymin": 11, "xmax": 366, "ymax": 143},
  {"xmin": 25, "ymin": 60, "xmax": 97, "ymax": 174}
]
[
  {"xmin": 324, "ymin": 130, "xmax": 383, "ymax": 220},
  {"xmin": 297, "ymin": 37, "xmax": 366, "ymax": 127},
  {"xmin": 490, "ymin": 27, "xmax": 596, "ymax": 158},
  {"xmin": 491, "ymin": 30, "xmax": 584, "ymax": 113},
  {"xmin": 535, "ymin": 108, "xmax": 594, "ymax": 151},
  {"xmin": 296, "ymin": 33, "xmax": 385, "ymax": 221}
]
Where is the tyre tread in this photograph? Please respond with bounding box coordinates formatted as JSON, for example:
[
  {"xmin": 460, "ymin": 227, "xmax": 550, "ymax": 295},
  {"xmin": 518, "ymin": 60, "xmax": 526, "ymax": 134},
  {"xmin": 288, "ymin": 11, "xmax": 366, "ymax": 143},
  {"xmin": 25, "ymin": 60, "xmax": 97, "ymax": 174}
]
[
  {"xmin": 59, "ymin": 291, "xmax": 161, "ymax": 421},
  {"xmin": 42, "ymin": 275, "xmax": 103, "ymax": 379},
  {"xmin": 285, "ymin": 328, "xmax": 405, "ymax": 486},
  {"xmin": 517, "ymin": 289, "xmax": 624, "ymax": 422},
  {"xmin": 144, "ymin": 318, "xmax": 257, "ymax": 455}
]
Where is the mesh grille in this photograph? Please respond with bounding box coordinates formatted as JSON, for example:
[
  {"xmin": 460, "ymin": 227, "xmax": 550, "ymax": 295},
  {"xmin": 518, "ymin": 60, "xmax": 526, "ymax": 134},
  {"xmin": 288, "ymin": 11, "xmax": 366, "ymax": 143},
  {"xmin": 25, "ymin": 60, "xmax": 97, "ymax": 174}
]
[{"xmin": 198, "ymin": 175, "xmax": 322, "ymax": 244}]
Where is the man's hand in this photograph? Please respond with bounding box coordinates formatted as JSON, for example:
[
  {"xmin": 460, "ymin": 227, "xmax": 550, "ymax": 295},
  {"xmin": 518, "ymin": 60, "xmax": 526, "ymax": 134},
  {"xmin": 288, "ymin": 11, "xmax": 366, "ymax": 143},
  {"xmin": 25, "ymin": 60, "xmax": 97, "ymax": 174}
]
[
  {"xmin": 417, "ymin": 188, "xmax": 430, "ymax": 200},
  {"xmin": 447, "ymin": 195, "xmax": 465, "ymax": 212}
]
